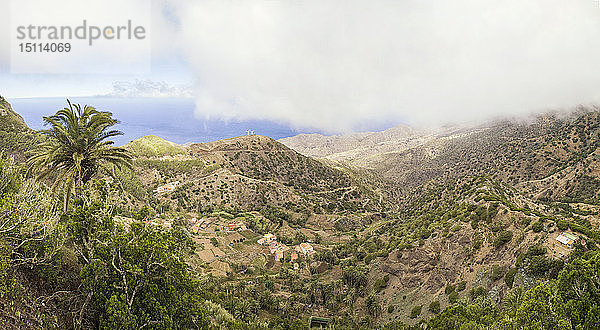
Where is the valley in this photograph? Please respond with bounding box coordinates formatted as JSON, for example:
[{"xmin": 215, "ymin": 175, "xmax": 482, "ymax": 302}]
[{"xmin": 1, "ymin": 97, "xmax": 599, "ymax": 328}]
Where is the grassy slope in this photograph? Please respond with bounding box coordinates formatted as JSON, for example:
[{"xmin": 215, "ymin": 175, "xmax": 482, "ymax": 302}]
[
  {"xmin": 0, "ymin": 96, "xmax": 43, "ymax": 160},
  {"xmin": 125, "ymin": 135, "xmax": 186, "ymax": 157}
]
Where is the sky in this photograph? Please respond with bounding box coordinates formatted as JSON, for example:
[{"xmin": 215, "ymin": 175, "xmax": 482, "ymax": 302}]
[{"xmin": 2, "ymin": 0, "xmax": 600, "ymax": 132}]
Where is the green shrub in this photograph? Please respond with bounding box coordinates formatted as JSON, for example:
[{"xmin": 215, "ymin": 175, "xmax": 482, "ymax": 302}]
[
  {"xmin": 525, "ymin": 255, "xmax": 564, "ymax": 278},
  {"xmin": 445, "ymin": 284, "xmax": 456, "ymax": 295},
  {"xmin": 429, "ymin": 300, "xmax": 440, "ymax": 314},
  {"xmin": 448, "ymin": 291, "xmax": 459, "ymax": 304},
  {"xmin": 456, "ymin": 281, "xmax": 466, "ymax": 292},
  {"xmin": 472, "ymin": 236, "xmax": 483, "ymax": 250},
  {"xmin": 531, "ymin": 220, "xmax": 544, "ymax": 233},
  {"xmin": 557, "ymin": 220, "xmax": 569, "ymax": 231},
  {"xmin": 505, "ymin": 268, "xmax": 517, "ymax": 288},
  {"xmin": 409, "ymin": 305, "xmax": 422, "ymax": 319},
  {"xmin": 374, "ymin": 275, "xmax": 390, "ymax": 292},
  {"xmin": 469, "ymin": 286, "xmax": 487, "ymax": 300},
  {"xmin": 490, "ymin": 265, "xmax": 504, "ymax": 281},
  {"xmin": 491, "ymin": 222, "xmax": 503, "ymax": 233},
  {"xmin": 364, "ymin": 253, "xmax": 376, "ymax": 264},
  {"xmin": 387, "ymin": 304, "xmax": 395, "ymax": 313},
  {"xmin": 493, "ymin": 230, "xmax": 513, "ymax": 247}
]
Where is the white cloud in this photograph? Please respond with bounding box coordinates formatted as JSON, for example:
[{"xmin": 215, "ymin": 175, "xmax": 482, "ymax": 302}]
[
  {"xmin": 105, "ymin": 79, "xmax": 192, "ymax": 98},
  {"xmin": 172, "ymin": 0, "xmax": 600, "ymax": 131},
  {"xmin": 4, "ymin": 0, "xmax": 600, "ymax": 130}
]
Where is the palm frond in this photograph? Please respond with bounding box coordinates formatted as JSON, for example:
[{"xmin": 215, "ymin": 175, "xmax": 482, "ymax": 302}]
[{"xmin": 27, "ymin": 99, "xmax": 133, "ymax": 209}]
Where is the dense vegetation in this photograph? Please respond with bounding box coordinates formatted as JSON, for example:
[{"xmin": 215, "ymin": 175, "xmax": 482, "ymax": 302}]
[{"xmin": 423, "ymin": 250, "xmax": 600, "ymax": 329}]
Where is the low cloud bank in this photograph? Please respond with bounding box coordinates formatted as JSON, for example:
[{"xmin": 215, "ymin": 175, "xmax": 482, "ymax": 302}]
[{"xmin": 170, "ymin": 0, "xmax": 600, "ymax": 131}]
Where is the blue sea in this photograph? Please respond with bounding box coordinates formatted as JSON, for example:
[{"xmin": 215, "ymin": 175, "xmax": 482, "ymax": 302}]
[
  {"xmin": 7, "ymin": 97, "xmax": 317, "ymax": 146},
  {"xmin": 8, "ymin": 97, "xmax": 397, "ymax": 146}
]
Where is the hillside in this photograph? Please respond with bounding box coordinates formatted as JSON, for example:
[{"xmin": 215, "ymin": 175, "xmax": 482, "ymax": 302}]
[
  {"xmin": 281, "ymin": 108, "xmax": 600, "ymax": 206},
  {"xmin": 278, "ymin": 124, "xmax": 416, "ymax": 159},
  {"xmin": 120, "ymin": 134, "xmax": 383, "ymax": 215},
  {"xmin": 0, "ymin": 95, "xmax": 42, "ymax": 160},
  {"xmin": 0, "ymin": 96, "xmax": 28, "ymax": 131},
  {"xmin": 124, "ymin": 135, "xmax": 186, "ymax": 157},
  {"xmin": 361, "ymin": 175, "xmax": 579, "ymax": 323},
  {"xmin": 273, "ymin": 108, "xmax": 600, "ymax": 324},
  {"xmin": 1, "ymin": 98, "xmax": 599, "ymax": 329},
  {"xmin": 367, "ymin": 109, "xmax": 600, "ymax": 203}
]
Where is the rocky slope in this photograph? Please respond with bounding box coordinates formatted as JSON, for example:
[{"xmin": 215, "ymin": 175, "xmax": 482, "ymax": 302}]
[
  {"xmin": 279, "ymin": 124, "xmax": 416, "ymax": 159},
  {"xmin": 281, "ymin": 108, "xmax": 600, "ymax": 204}
]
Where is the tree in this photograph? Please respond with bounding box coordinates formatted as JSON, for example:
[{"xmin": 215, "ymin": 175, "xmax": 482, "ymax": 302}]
[
  {"xmin": 0, "ymin": 153, "xmax": 61, "ymax": 268},
  {"xmin": 365, "ymin": 293, "xmax": 381, "ymax": 317},
  {"xmin": 515, "ymin": 281, "xmax": 570, "ymax": 329},
  {"xmin": 448, "ymin": 291, "xmax": 459, "ymax": 304},
  {"xmin": 63, "ymin": 199, "xmax": 210, "ymax": 329},
  {"xmin": 469, "ymin": 287, "xmax": 487, "ymax": 300},
  {"xmin": 427, "ymin": 299, "xmax": 498, "ymax": 328},
  {"xmin": 410, "ymin": 305, "xmax": 422, "ymax": 319},
  {"xmin": 505, "ymin": 268, "xmax": 517, "ymax": 288},
  {"xmin": 502, "ymin": 287, "xmax": 523, "ymax": 321},
  {"xmin": 490, "ymin": 264, "xmax": 504, "ymax": 281},
  {"xmin": 0, "ymin": 153, "xmax": 65, "ymax": 327},
  {"xmin": 556, "ymin": 251, "xmax": 600, "ymax": 328},
  {"xmin": 342, "ymin": 264, "xmax": 368, "ymax": 292},
  {"xmin": 531, "ymin": 220, "xmax": 544, "ymax": 233},
  {"xmin": 493, "ymin": 230, "xmax": 513, "ymax": 248},
  {"xmin": 429, "ymin": 300, "xmax": 441, "ymax": 314},
  {"xmin": 27, "ymin": 100, "xmax": 132, "ymax": 209}
]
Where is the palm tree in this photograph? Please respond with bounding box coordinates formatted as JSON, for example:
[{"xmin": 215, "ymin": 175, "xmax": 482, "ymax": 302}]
[
  {"xmin": 502, "ymin": 287, "xmax": 524, "ymax": 321},
  {"xmin": 28, "ymin": 100, "xmax": 132, "ymax": 209}
]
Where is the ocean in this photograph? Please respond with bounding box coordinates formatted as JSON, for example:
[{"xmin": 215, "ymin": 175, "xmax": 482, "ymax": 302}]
[{"xmin": 8, "ymin": 97, "xmax": 324, "ymax": 146}]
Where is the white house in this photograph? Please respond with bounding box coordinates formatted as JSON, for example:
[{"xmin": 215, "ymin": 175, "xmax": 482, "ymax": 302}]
[
  {"xmin": 297, "ymin": 242, "xmax": 315, "ymax": 255},
  {"xmin": 153, "ymin": 181, "xmax": 180, "ymax": 194},
  {"xmin": 258, "ymin": 233, "xmax": 277, "ymax": 245},
  {"xmin": 556, "ymin": 232, "xmax": 578, "ymax": 248}
]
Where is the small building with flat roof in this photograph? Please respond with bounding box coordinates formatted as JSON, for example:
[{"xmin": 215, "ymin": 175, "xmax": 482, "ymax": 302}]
[
  {"xmin": 297, "ymin": 242, "xmax": 315, "ymax": 256},
  {"xmin": 258, "ymin": 233, "xmax": 277, "ymax": 245},
  {"xmin": 556, "ymin": 232, "xmax": 578, "ymax": 248}
]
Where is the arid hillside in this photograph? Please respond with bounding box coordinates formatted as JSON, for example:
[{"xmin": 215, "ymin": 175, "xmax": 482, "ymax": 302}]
[{"xmin": 121, "ymin": 133, "xmax": 384, "ymax": 215}]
